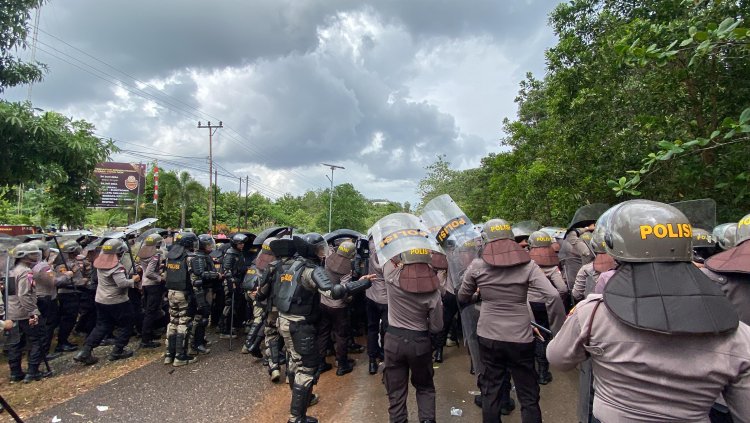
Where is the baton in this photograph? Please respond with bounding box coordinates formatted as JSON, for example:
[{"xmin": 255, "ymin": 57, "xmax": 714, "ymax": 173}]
[
  {"xmin": 531, "ymin": 321, "xmax": 553, "ymax": 337},
  {"xmin": 229, "ymin": 284, "xmax": 236, "ymax": 351},
  {"xmin": 0, "ymin": 393, "xmax": 24, "ymax": 423}
]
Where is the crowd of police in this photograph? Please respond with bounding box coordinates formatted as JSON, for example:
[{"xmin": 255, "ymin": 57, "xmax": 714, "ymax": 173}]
[{"xmin": 2, "ymin": 196, "xmax": 750, "ymax": 423}]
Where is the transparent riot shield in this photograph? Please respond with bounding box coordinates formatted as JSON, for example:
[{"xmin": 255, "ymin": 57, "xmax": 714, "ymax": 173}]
[
  {"xmin": 421, "ymin": 195, "xmax": 482, "ymax": 291},
  {"xmin": 421, "ymin": 195, "xmax": 484, "ymax": 376},
  {"xmin": 669, "ymin": 198, "xmax": 717, "ymax": 232},
  {"xmin": 369, "ymin": 213, "xmax": 442, "ymax": 263},
  {"xmin": 512, "ymin": 220, "xmax": 542, "ymax": 240}
]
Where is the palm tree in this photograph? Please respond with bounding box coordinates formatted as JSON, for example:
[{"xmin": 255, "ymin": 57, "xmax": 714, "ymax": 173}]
[{"xmin": 175, "ymin": 171, "xmax": 204, "ymax": 229}]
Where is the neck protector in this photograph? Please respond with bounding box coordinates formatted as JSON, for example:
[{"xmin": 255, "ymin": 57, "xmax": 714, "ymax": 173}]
[
  {"xmin": 481, "ymin": 239, "xmax": 530, "ymax": 267},
  {"xmin": 603, "ymin": 262, "xmax": 738, "ymax": 335}
]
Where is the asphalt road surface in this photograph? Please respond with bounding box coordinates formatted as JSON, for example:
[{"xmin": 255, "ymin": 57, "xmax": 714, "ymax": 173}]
[{"xmin": 29, "ymin": 337, "xmax": 578, "ymax": 422}]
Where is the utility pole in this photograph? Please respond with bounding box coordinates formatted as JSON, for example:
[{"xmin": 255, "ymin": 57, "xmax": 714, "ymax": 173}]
[
  {"xmin": 237, "ymin": 177, "xmax": 242, "ymax": 230},
  {"xmin": 197, "ymin": 120, "xmax": 223, "ymax": 234},
  {"xmin": 214, "ymin": 169, "xmax": 218, "ymax": 234},
  {"xmin": 321, "ymin": 163, "xmax": 345, "ymax": 233},
  {"xmin": 244, "ymin": 176, "xmax": 249, "ymax": 228},
  {"xmin": 134, "ymin": 162, "xmax": 142, "ymax": 223}
]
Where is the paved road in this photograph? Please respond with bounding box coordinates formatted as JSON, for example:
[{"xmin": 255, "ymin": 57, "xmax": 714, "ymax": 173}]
[{"xmin": 30, "ymin": 337, "xmax": 578, "ymax": 422}]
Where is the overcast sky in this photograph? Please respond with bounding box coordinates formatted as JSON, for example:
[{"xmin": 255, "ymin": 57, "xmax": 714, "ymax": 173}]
[{"xmin": 5, "ymin": 0, "xmax": 558, "ymax": 204}]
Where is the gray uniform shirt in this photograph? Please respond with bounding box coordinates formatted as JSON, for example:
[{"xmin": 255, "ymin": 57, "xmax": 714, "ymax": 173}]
[
  {"xmin": 383, "ymin": 261, "xmax": 443, "ymax": 333},
  {"xmin": 540, "ymin": 265, "xmax": 567, "ymax": 295},
  {"xmin": 561, "ymin": 231, "xmax": 594, "ymax": 289},
  {"xmin": 459, "ymin": 259, "xmax": 565, "ymax": 343},
  {"xmin": 32, "ymin": 260, "xmax": 65, "ymax": 299},
  {"xmin": 7, "ymin": 263, "xmax": 40, "ymax": 320},
  {"xmin": 572, "ymin": 262, "xmax": 598, "ymax": 301},
  {"xmin": 140, "ymin": 254, "xmax": 163, "ymax": 287},
  {"xmin": 95, "ymin": 265, "xmax": 135, "ymax": 305},
  {"xmin": 365, "ymin": 253, "xmax": 387, "ymax": 305},
  {"xmin": 548, "ymin": 295, "xmax": 750, "ymax": 422},
  {"xmin": 702, "ymin": 268, "xmax": 750, "ymax": 326}
]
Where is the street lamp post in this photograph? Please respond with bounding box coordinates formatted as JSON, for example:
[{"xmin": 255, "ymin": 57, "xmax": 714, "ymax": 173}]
[{"xmin": 322, "ymin": 163, "xmax": 345, "ymax": 233}]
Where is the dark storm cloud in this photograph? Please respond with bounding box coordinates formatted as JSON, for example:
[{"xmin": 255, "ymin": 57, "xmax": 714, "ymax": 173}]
[{"xmin": 3, "ymin": 0, "xmax": 557, "ymax": 203}]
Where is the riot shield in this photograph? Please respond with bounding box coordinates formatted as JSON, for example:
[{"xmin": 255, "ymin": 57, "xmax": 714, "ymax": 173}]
[
  {"xmin": 420, "ymin": 195, "xmax": 484, "ymax": 377},
  {"xmin": 421, "ymin": 194, "xmax": 482, "ymax": 291},
  {"xmin": 512, "ymin": 220, "xmax": 542, "ymax": 240},
  {"xmin": 568, "ymin": 203, "xmax": 609, "ymax": 231},
  {"xmin": 669, "ymin": 198, "xmax": 717, "ymax": 231},
  {"xmin": 369, "ymin": 213, "xmax": 442, "ymax": 263}
]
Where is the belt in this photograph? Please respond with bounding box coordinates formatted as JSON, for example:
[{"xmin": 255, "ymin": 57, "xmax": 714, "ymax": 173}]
[{"xmin": 387, "ymin": 326, "xmax": 429, "ymax": 339}]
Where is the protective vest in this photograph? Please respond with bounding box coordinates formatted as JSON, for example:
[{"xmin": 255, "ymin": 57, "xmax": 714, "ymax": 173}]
[
  {"xmin": 165, "ymin": 253, "xmax": 190, "ymax": 291},
  {"xmin": 275, "ymin": 258, "xmax": 319, "ymax": 318}
]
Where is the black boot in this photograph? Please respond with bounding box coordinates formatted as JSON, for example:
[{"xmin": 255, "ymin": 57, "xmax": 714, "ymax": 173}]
[
  {"xmin": 289, "ymin": 382, "xmax": 316, "ymax": 423},
  {"xmin": 537, "ymin": 361, "xmax": 553, "ymax": 385},
  {"xmin": 164, "ymin": 334, "xmax": 177, "ymax": 365},
  {"xmin": 23, "ymin": 364, "xmax": 44, "ymax": 383},
  {"xmin": 500, "ymin": 398, "xmax": 516, "ymax": 415},
  {"xmin": 74, "ymin": 344, "xmax": 99, "ymax": 366},
  {"xmin": 336, "ymin": 357, "xmax": 354, "ymax": 376},
  {"xmin": 173, "ymin": 333, "xmax": 197, "ymax": 367},
  {"xmin": 368, "ymin": 358, "xmax": 378, "ymax": 375},
  {"xmin": 318, "ymin": 358, "xmax": 332, "ymax": 374},
  {"xmin": 109, "ymin": 346, "xmax": 134, "ymax": 361},
  {"xmin": 434, "ymin": 347, "xmax": 444, "ymax": 363}
]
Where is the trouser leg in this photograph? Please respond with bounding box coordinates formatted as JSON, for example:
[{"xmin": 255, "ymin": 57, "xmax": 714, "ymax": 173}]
[
  {"xmin": 478, "ymin": 336, "xmax": 505, "ymax": 423},
  {"xmin": 332, "ymin": 306, "xmax": 350, "ymax": 364},
  {"xmin": 383, "ymin": 332, "xmax": 410, "ymax": 423},
  {"xmin": 505, "ymin": 340, "xmax": 542, "ymax": 423},
  {"xmin": 407, "ymin": 335, "xmax": 435, "ymax": 421},
  {"xmin": 57, "ymin": 292, "xmax": 80, "ymax": 345},
  {"xmin": 142, "ymin": 285, "xmax": 164, "ymax": 343},
  {"xmin": 85, "ymin": 303, "xmax": 117, "ymax": 348},
  {"xmin": 38, "ymin": 296, "xmax": 60, "ymax": 354},
  {"xmin": 111, "ymin": 302, "xmax": 135, "ymax": 349}
]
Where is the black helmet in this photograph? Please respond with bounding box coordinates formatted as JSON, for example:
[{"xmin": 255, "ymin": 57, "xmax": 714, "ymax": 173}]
[
  {"xmin": 198, "ymin": 234, "xmax": 215, "ymax": 252},
  {"xmin": 179, "ymin": 232, "xmax": 199, "ymax": 249},
  {"xmin": 294, "ymin": 233, "xmax": 328, "ymax": 260},
  {"xmin": 231, "ymin": 233, "xmax": 249, "ymax": 248}
]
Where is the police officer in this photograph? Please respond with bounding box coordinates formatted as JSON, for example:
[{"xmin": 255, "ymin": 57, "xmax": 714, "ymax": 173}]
[
  {"xmin": 431, "ymin": 252, "xmax": 454, "ymax": 364},
  {"xmin": 571, "ymin": 226, "xmax": 616, "ymax": 303},
  {"xmin": 74, "ymin": 238, "xmax": 141, "ymax": 365},
  {"xmin": 459, "ymin": 219, "xmax": 565, "ymax": 423},
  {"xmin": 547, "ymin": 200, "xmax": 750, "ymax": 421},
  {"xmin": 526, "ymin": 231, "xmax": 567, "ymax": 386},
  {"xmin": 365, "ymin": 238, "xmax": 388, "ymax": 375},
  {"xmin": 55, "ymin": 240, "xmax": 86, "ymax": 353},
  {"xmin": 137, "ymin": 234, "xmax": 165, "ymax": 349},
  {"xmin": 256, "ymin": 236, "xmax": 296, "ymax": 384},
  {"xmin": 712, "ymin": 223, "xmax": 738, "ymax": 251},
  {"xmin": 74, "ymin": 245, "xmax": 98, "ymax": 336},
  {"xmin": 559, "ymin": 204, "xmax": 608, "ymax": 297},
  {"xmin": 221, "ymin": 233, "xmax": 248, "ymax": 338},
  {"xmin": 704, "ymin": 212, "xmax": 750, "ymax": 324},
  {"xmin": 29, "ymin": 239, "xmax": 68, "ymax": 361},
  {"xmin": 191, "ymin": 234, "xmax": 221, "ymax": 355},
  {"xmin": 381, "ymin": 248, "xmax": 443, "ymax": 423},
  {"xmin": 6, "ymin": 243, "xmax": 51, "ymax": 383},
  {"xmin": 318, "ymin": 240, "xmax": 357, "ymax": 376},
  {"xmin": 163, "ymin": 232, "xmax": 198, "ymax": 367},
  {"xmin": 242, "ymin": 237, "xmax": 276, "ymax": 357},
  {"xmin": 276, "ymin": 234, "xmax": 371, "ymax": 423}
]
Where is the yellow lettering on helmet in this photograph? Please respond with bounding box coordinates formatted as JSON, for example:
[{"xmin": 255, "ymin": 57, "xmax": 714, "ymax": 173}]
[
  {"xmin": 262, "ymin": 244, "xmax": 271, "ymax": 251},
  {"xmin": 535, "ymin": 236, "xmax": 551, "ymax": 243},
  {"xmin": 409, "ymin": 248, "xmax": 430, "ymax": 255},
  {"xmin": 640, "ymin": 223, "xmax": 692, "ymax": 240},
  {"xmin": 490, "ymin": 225, "xmax": 511, "ymax": 232},
  {"xmin": 246, "ymin": 269, "xmax": 256, "ymax": 274},
  {"xmin": 338, "ymin": 245, "xmax": 351, "ymax": 253},
  {"xmin": 739, "ymin": 217, "xmax": 750, "ymax": 228}
]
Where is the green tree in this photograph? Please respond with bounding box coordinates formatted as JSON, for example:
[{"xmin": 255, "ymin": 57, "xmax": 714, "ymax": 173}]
[
  {"xmin": 0, "ymin": 0, "xmax": 46, "ymax": 92},
  {"xmin": 315, "ymin": 183, "xmax": 369, "ymax": 233}
]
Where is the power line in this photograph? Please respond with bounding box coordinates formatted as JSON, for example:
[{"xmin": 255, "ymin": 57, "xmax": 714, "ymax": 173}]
[{"xmin": 35, "ymin": 32, "xmax": 325, "ymax": 191}]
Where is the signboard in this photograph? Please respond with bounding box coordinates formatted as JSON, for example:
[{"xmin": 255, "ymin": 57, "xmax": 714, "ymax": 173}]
[
  {"xmin": 0, "ymin": 225, "xmax": 39, "ymax": 237},
  {"xmin": 94, "ymin": 162, "xmax": 146, "ymax": 208}
]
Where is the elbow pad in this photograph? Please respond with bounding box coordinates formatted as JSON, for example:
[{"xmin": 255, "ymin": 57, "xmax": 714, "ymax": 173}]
[
  {"xmin": 331, "ymin": 284, "xmax": 347, "ymax": 300},
  {"xmin": 311, "ymin": 266, "xmax": 334, "ymax": 291},
  {"xmin": 344, "ymin": 278, "xmax": 372, "ymax": 297}
]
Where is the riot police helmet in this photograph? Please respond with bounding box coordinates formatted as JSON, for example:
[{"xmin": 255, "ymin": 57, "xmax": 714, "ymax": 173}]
[{"xmin": 198, "ymin": 234, "xmax": 216, "ymax": 252}]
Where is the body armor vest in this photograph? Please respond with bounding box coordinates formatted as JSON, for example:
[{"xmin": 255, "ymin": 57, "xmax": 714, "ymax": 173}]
[
  {"xmin": 165, "ymin": 253, "xmax": 190, "ymax": 291},
  {"xmin": 275, "ymin": 258, "xmax": 319, "ymax": 318}
]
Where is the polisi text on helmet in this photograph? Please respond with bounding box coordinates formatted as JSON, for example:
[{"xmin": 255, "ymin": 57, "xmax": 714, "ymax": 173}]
[{"xmin": 639, "ymin": 223, "xmax": 692, "ymax": 240}]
